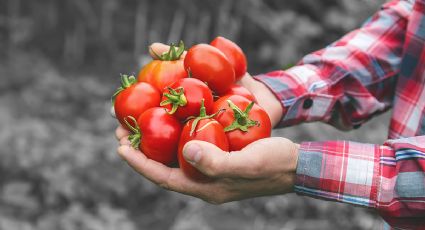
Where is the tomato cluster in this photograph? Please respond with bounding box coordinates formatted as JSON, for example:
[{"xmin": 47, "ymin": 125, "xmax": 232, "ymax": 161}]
[{"xmin": 111, "ymin": 37, "xmax": 271, "ymax": 181}]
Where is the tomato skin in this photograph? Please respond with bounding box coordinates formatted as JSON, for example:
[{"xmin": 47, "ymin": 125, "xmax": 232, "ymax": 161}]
[
  {"xmin": 221, "ymin": 84, "xmax": 256, "ymax": 102},
  {"xmin": 178, "ymin": 118, "xmax": 229, "ymax": 181},
  {"xmin": 184, "ymin": 44, "xmax": 235, "ymax": 94},
  {"xmin": 161, "ymin": 78, "xmax": 214, "ymax": 120},
  {"xmin": 115, "ymin": 82, "xmax": 160, "ymax": 129},
  {"xmin": 137, "ymin": 108, "xmax": 182, "ymax": 166},
  {"xmin": 138, "ymin": 59, "xmax": 187, "ymax": 91},
  {"xmin": 213, "ymin": 95, "xmax": 271, "ymax": 151},
  {"xmin": 210, "ymin": 36, "xmax": 247, "ymax": 81}
]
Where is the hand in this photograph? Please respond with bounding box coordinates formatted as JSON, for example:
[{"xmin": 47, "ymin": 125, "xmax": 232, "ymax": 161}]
[
  {"xmin": 148, "ymin": 43, "xmax": 284, "ymax": 127},
  {"xmin": 237, "ymin": 73, "xmax": 284, "ymax": 127},
  {"xmin": 115, "ymin": 125, "xmax": 299, "ymax": 204}
]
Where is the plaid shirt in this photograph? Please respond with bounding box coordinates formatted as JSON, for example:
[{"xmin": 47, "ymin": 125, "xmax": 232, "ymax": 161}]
[{"xmin": 254, "ymin": 0, "xmax": 425, "ymax": 229}]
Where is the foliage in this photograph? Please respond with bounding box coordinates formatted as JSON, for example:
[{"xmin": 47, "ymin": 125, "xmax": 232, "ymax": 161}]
[{"xmin": 2, "ymin": 0, "xmax": 384, "ymax": 72}]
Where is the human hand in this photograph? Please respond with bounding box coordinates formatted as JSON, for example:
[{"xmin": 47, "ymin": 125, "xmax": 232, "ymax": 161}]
[
  {"xmin": 115, "ymin": 125, "xmax": 299, "ymax": 204},
  {"xmin": 149, "ymin": 43, "xmax": 283, "ymax": 127},
  {"xmin": 237, "ymin": 73, "xmax": 284, "ymax": 127}
]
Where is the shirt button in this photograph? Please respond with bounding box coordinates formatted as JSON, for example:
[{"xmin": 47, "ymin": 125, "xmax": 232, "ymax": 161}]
[
  {"xmin": 353, "ymin": 124, "xmax": 361, "ymax": 129},
  {"xmin": 302, "ymin": 98, "xmax": 313, "ymax": 109}
]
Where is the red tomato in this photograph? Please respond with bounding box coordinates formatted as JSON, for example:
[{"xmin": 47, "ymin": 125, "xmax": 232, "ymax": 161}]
[
  {"xmin": 178, "ymin": 101, "xmax": 229, "ymax": 181},
  {"xmin": 210, "ymin": 36, "xmax": 247, "ymax": 81},
  {"xmin": 161, "ymin": 78, "xmax": 214, "ymax": 120},
  {"xmin": 213, "ymin": 95, "xmax": 271, "ymax": 151},
  {"xmin": 124, "ymin": 108, "xmax": 182, "ymax": 166},
  {"xmin": 138, "ymin": 42, "xmax": 187, "ymax": 91},
  {"xmin": 113, "ymin": 75, "xmax": 160, "ymax": 129},
  {"xmin": 184, "ymin": 44, "xmax": 235, "ymax": 94},
  {"xmin": 221, "ymin": 84, "xmax": 256, "ymax": 102}
]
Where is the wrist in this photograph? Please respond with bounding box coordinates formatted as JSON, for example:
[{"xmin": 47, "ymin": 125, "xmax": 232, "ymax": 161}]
[
  {"xmin": 250, "ymin": 79, "xmax": 284, "ymax": 127},
  {"xmin": 288, "ymin": 143, "xmax": 299, "ymax": 192}
]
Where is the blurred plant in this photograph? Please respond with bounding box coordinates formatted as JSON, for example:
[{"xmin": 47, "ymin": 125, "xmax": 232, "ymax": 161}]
[{"xmin": 1, "ymin": 0, "xmax": 384, "ymax": 73}]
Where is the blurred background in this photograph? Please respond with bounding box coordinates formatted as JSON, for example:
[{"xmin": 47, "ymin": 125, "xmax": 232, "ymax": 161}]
[{"xmin": 0, "ymin": 0, "xmax": 391, "ymax": 229}]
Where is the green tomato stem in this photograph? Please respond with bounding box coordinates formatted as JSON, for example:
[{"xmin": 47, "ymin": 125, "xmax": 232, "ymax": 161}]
[
  {"xmin": 111, "ymin": 74, "xmax": 137, "ymax": 105},
  {"xmin": 189, "ymin": 99, "xmax": 224, "ymax": 136},
  {"xmin": 223, "ymin": 100, "xmax": 259, "ymax": 132},
  {"xmin": 123, "ymin": 116, "xmax": 142, "ymax": 149},
  {"xmin": 160, "ymin": 87, "xmax": 187, "ymax": 115},
  {"xmin": 153, "ymin": 41, "xmax": 185, "ymax": 61}
]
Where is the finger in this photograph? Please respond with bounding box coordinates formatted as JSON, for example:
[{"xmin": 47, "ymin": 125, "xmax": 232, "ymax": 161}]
[
  {"xmin": 110, "ymin": 105, "xmax": 116, "ymax": 118},
  {"xmin": 115, "ymin": 125, "xmax": 130, "ymax": 140},
  {"xmin": 236, "ymin": 73, "xmax": 253, "ymax": 86},
  {"xmin": 149, "ymin": 43, "xmax": 186, "ymax": 60},
  {"xmin": 117, "ymin": 145, "xmax": 211, "ymax": 196},
  {"xmin": 149, "ymin": 43, "xmax": 169, "ymax": 59},
  {"xmin": 119, "ymin": 136, "xmax": 131, "ymax": 146},
  {"xmin": 182, "ymin": 141, "xmax": 237, "ymax": 178}
]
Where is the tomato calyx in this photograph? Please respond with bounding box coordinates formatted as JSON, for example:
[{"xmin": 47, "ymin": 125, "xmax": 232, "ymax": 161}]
[
  {"xmin": 124, "ymin": 116, "xmax": 142, "ymax": 149},
  {"xmin": 151, "ymin": 41, "xmax": 185, "ymax": 61},
  {"xmin": 111, "ymin": 74, "xmax": 137, "ymax": 104},
  {"xmin": 224, "ymin": 100, "xmax": 259, "ymax": 132},
  {"xmin": 188, "ymin": 99, "xmax": 223, "ymax": 136},
  {"xmin": 160, "ymin": 87, "xmax": 188, "ymax": 114}
]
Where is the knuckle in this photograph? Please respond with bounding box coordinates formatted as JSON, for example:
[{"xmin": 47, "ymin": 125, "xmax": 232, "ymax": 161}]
[
  {"xmin": 158, "ymin": 182, "xmax": 170, "ymax": 190},
  {"xmin": 158, "ymin": 171, "xmax": 172, "ymax": 191},
  {"xmin": 199, "ymin": 190, "xmax": 224, "ymax": 204},
  {"xmin": 203, "ymin": 196, "xmax": 225, "ymax": 205},
  {"xmin": 203, "ymin": 191, "xmax": 229, "ymax": 205}
]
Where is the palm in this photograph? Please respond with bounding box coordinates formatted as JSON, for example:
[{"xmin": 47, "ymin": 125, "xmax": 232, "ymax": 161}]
[{"xmin": 116, "ymin": 124, "xmax": 298, "ymax": 204}]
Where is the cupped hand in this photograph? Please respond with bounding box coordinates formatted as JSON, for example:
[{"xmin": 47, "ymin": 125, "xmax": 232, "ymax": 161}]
[{"xmin": 115, "ymin": 125, "xmax": 299, "ymax": 204}]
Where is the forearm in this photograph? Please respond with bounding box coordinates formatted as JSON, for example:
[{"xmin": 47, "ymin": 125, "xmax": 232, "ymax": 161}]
[{"xmin": 253, "ymin": 0, "xmax": 410, "ymax": 129}]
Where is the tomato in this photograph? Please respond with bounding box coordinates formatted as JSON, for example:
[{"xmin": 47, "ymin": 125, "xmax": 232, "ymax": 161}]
[
  {"xmin": 184, "ymin": 44, "xmax": 235, "ymax": 94},
  {"xmin": 124, "ymin": 108, "xmax": 182, "ymax": 166},
  {"xmin": 213, "ymin": 95, "xmax": 271, "ymax": 151},
  {"xmin": 221, "ymin": 84, "xmax": 256, "ymax": 102},
  {"xmin": 161, "ymin": 78, "xmax": 214, "ymax": 120},
  {"xmin": 138, "ymin": 42, "xmax": 187, "ymax": 91},
  {"xmin": 210, "ymin": 36, "xmax": 247, "ymax": 81},
  {"xmin": 178, "ymin": 100, "xmax": 229, "ymax": 181},
  {"xmin": 113, "ymin": 75, "xmax": 160, "ymax": 129}
]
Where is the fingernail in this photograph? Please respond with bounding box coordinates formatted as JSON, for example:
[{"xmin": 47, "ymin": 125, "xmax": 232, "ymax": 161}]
[{"xmin": 184, "ymin": 143, "xmax": 202, "ymax": 164}]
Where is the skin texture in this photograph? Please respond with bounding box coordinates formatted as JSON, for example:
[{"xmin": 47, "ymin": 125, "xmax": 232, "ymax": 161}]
[
  {"xmin": 114, "ymin": 82, "xmax": 160, "ymax": 129},
  {"xmin": 213, "ymin": 95, "xmax": 272, "ymax": 151},
  {"xmin": 211, "ymin": 36, "xmax": 247, "ymax": 81},
  {"xmin": 116, "ymin": 126, "xmax": 298, "ymax": 204},
  {"xmin": 221, "ymin": 84, "xmax": 257, "ymax": 102},
  {"xmin": 184, "ymin": 44, "xmax": 235, "ymax": 94},
  {"xmin": 178, "ymin": 118, "xmax": 229, "ymax": 181},
  {"xmin": 161, "ymin": 78, "xmax": 214, "ymax": 120},
  {"xmin": 115, "ymin": 43, "xmax": 297, "ymax": 204}
]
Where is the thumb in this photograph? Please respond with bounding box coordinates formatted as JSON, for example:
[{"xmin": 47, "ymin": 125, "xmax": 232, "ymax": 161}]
[
  {"xmin": 149, "ymin": 43, "xmax": 169, "ymax": 59},
  {"xmin": 183, "ymin": 141, "xmax": 230, "ymax": 178},
  {"xmin": 149, "ymin": 43, "xmax": 186, "ymax": 60}
]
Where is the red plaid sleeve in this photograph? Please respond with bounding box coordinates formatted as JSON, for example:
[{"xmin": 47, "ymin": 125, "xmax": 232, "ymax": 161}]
[
  {"xmin": 295, "ymin": 136, "xmax": 425, "ymax": 229},
  {"xmin": 254, "ymin": 0, "xmax": 411, "ymax": 129}
]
